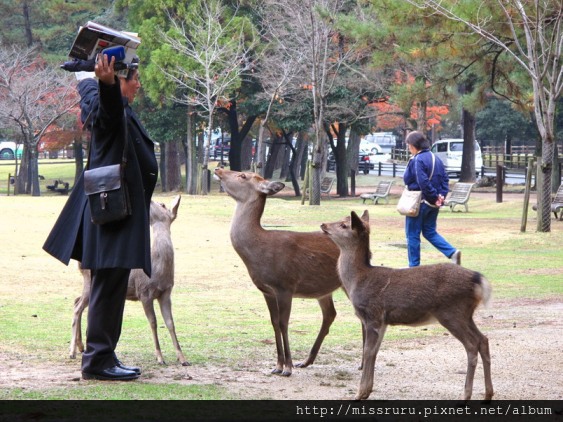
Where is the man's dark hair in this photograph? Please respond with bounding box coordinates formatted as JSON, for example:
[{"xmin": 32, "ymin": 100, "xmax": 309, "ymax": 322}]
[{"xmin": 405, "ymin": 131, "xmax": 430, "ymax": 150}]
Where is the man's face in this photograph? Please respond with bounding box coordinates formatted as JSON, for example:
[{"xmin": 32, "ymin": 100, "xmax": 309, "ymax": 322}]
[{"xmin": 120, "ymin": 71, "xmax": 141, "ymax": 103}]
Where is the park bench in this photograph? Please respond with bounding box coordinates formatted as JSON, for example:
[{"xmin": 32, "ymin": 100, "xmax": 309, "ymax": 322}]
[
  {"xmin": 55, "ymin": 182, "xmax": 70, "ymax": 195},
  {"xmin": 533, "ymin": 184, "xmax": 563, "ymax": 221},
  {"xmin": 46, "ymin": 179, "xmax": 62, "ymax": 191},
  {"xmin": 360, "ymin": 180, "xmax": 394, "ymax": 205},
  {"xmin": 444, "ymin": 182, "xmax": 475, "ymax": 212},
  {"xmin": 304, "ymin": 176, "xmax": 335, "ymax": 199},
  {"xmin": 47, "ymin": 179, "xmax": 70, "ymax": 195}
]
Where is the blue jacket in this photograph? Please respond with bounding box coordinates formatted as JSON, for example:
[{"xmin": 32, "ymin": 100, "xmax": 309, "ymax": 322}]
[{"xmin": 403, "ymin": 149, "xmax": 449, "ymax": 205}]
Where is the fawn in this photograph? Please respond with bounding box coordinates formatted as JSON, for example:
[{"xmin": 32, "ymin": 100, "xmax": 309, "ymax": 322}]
[{"xmin": 321, "ymin": 210, "xmax": 493, "ymax": 400}]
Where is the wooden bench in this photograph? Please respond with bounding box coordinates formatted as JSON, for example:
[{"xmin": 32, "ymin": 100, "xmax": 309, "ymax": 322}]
[
  {"xmin": 47, "ymin": 179, "xmax": 70, "ymax": 195},
  {"xmin": 46, "ymin": 179, "xmax": 62, "ymax": 191},
  {"xmin": 360, "ymin": 180, "xmax": 394, "ymax": 205},
  {"xmin": 304, "ymin": 176, "xmax": 335, "ymax": 199},
  {"xmin": 55, "ymin": 182, "xmax": 70, "ymax": 195},
  {"xmin": 444, "ymin": 182, "xmax": 475, "ymax": 212},
  {"xmin": 533, "ymin": 184, "xmax": 563, "ymax": 221}
]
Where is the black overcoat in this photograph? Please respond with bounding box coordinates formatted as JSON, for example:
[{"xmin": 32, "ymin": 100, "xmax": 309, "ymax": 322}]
[{"xmin": 43, "ymin": 78, "xmax": 158, "ymax": 277}]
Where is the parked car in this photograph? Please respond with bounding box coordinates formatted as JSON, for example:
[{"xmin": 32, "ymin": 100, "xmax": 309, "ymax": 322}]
[
  {"xmin": 430, "ymin": 138, "xmax": 483, "ymax": 177},
  {"xmin": 209, "ymin": 137, "xmax": 231, "ymax": 160},
  {"xmin": 0, "ymin": 141, "xmax": 23, "ymax": 160},
  {"xmin": 327, "ymin": 151, "xmax": 376, "ymax": 174}
]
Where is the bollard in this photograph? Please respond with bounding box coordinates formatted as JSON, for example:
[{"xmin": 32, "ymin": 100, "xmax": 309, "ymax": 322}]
[{"xmin": 496, "ymin": 164, "xmax": 503, "ymax": 203}]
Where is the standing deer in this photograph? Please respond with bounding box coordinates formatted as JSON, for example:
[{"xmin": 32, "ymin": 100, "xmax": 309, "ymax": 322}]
[
  {"xmin": 214, "ymin": 168, "xmax": 342, "ymax": 376},
  {"xmin": 321, "ymin": 210, "xmax": 493, "ymax": 401},
  {"xmin": 70, "ymin": 195, "xmax": 189, "ymax": 367}
]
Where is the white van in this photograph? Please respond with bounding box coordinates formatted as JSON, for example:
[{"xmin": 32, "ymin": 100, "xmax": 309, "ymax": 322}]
[{"xmin": 430, "ymin": 138, "xmax": 483, "ymax": 177}]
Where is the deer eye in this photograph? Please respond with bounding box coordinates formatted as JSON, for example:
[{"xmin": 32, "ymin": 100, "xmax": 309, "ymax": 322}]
[
  {"xmin": 239, "ymin": 173, "xmax": 247, "ymax": 179},
  {"xmin": 340, "ymin": 223, "xmax": 347, "ymax": 229}
]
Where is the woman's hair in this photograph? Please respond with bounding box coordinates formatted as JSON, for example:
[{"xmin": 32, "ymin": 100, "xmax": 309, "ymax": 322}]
[{"xmin": 405, "ymin": 131, "xmax": 431, "ymax": 150}]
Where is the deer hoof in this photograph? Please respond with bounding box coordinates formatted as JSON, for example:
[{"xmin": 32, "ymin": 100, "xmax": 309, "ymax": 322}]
[
  {"xmin": 181, "ymin": 361, "xmax": 191, "ymax": 367},
  {"xmin": 295, "ymin": 362, "xmax": 309, "ymax": 368},
  {"xmin": 271, "ymin": 368, "xmax": 283, "ymax": 375},
  {"xmin": 281, "ymin": 370, "xmax": 292, "ymax": 377}
]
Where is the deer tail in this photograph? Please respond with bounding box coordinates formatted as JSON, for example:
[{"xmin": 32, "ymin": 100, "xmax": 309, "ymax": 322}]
[{"xmin": 474, "ymin": 273, "xmax": 492, "ymax": 308}]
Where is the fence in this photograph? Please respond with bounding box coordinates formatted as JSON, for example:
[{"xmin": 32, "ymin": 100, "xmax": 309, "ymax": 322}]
[{"xmin": 481, "ymin": 145, "xmax": 562, "ymax": 169}]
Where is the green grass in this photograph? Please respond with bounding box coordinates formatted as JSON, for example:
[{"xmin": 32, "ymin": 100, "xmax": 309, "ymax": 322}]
[{"xmin": 0, "ymin": 164, "xmax": 561, "ymax": 400}]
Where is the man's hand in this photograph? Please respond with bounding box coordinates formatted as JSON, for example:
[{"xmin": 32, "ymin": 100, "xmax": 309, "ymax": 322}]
[{"xmin": 95, "ymin": 53, "xmax": 116, "ymax": 85}]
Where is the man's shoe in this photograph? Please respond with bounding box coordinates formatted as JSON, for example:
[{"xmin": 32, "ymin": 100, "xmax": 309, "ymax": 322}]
[
  {"xmin": 450, "ymin": 250, "xmax": 462, "ymax": 265},
  {"xmin": 115, "ymin": 359, "xmax": 141, "ymax": 375},
  {"xmin": 82, "ymin": 365, "xmax": 139, "ymax": 381}
]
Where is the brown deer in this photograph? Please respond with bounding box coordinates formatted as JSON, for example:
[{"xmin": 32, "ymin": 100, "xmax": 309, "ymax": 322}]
[
  {"xmin": 321, "ymin": 210, "xmax": 493, "ymax": 401},
  {"xmin": 214, "ymin": 168, "xmax": 342, "ymax": 376},
  {"xmin": 70, "ymin": 195, "xmax": 189, "ymax": 367}
]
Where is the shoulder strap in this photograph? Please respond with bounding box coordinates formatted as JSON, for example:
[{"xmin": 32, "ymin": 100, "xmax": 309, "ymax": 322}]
[
  {"xmin": 414, "ymin": 151, "xmax": 436, "ymax": 181},
  {"xmin": 429, "ymin": 152, "xmax": 435, "ymax": 181},
  {"xmin": 86, "ymin": 110, "xmax": 129, "ymax": 170}
]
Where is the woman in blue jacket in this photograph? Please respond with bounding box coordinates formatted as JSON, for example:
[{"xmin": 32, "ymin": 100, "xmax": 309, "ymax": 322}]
[{"xmin": 403, "ymin": 131, "xmax": 461, "ymax": 267}]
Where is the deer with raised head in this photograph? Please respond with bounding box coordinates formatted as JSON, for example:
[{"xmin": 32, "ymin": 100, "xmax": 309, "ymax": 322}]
[
  {"xmin": 214, "ymin": 168, "xmax": 342, "ymax": 376},
  {"xmin": 321, "ymin": 210, "xmax": 493, "ymax": 401},
  {"xmin": 70, "ymin": 195, "xmax": 189, "ymax": 367}
]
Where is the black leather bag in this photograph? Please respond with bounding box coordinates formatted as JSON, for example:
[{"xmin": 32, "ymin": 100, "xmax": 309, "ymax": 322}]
[
  {"xmin": 84, "ymin": 111, "xmax": 131, "ymax": 225},
  {"xmin": 84, "ymin": 163, "xmax": 131, "ymax": 224}
]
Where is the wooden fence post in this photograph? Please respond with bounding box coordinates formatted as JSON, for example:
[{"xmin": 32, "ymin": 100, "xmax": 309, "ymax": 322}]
[
  {"xmin": 520, "ymin": 158, "xmax": 534, "ymax": 233},
  {"xmin": 496, "ymin": 165, "xmax": 503, "ymax": 203}
]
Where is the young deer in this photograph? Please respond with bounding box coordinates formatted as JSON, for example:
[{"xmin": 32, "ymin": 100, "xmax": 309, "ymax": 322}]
[
  {"xmin": 321, "ymin": 210, "xmax": 493, "ymax": 401},
  {"xmin": 69, "ymin": 195, "xmax": 189, "ymax": 367},
  {"xmin": 214, "ymin": 168, "xmax": 342, "ymax": 376}
]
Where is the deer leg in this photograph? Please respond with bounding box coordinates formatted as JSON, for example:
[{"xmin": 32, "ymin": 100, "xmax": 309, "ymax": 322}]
[
  {"xmin": 296, "ymin": 294, "xmax": 336, "ymax": 368},
  {"xmin": 356, "ymin": 323, "xmax": 387, "ymax": 400},
  {"xmin": 358, "ymin": 320, "xmax": 366, "ymax": 370},
  {"xmin": 157, "ymin": 292, "xmax": 190, "ymax": 367},
  {"xmin": 438, "ymin": 315, "xmax": 483, "ymax": 401},
  {"xmin": 141, "ymin": 299, "xmax": 165, "ymax": 365},
  {"xmin": 479, "ymin": 332, "xmax": 494, "ymax": 400},
  {"xmin": 264, "ymin": 292, "xmax": 294, "ymax": 376},
  {"xmin": 70, "ymin": 295, "xmax": 88, "ymax": 359}
]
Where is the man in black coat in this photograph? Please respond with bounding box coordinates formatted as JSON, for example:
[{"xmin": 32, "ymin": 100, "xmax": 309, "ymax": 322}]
[{"xmin": 43, "ymin": 53, "xmax": 158, "ymax": 380}]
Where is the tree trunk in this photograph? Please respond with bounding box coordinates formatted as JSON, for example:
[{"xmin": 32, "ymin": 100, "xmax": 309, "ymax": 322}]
[
  {"xmin": 241, "ymin": 136, "xmax": 253, "ymax": 170},
  {"xmin": 22, "ymin": 1, "xmax": 33, "ymax": 47},
  {"xmin": 186, "ymin": 106, "xmax": 198, "ymax": 195},
  {"xmin": 333, "ymin": 123, "xmax": 348, "ymax": 198},
  {"xmin": 264, "ymin": 133, "xmax": 283, "ymax": 179},
  {"xmin": 256, "ymin": 122, "xmax": 268, "ymax": 176},
  {"xmin": 30, "ymin": 145, "xmax": 40, "ymax": 196},
  {"xmin": 460, "ymin": 107, "xmax": 477, "ymax": 182},
  {"xmin": 165, "ymin": 140, "xmax": 182, "ymax": 191},
  {"xmin": 159, "ymin": 142, "xmax": 167, "ymax": 192},
  {"xmin": 537, "ymin": 138, "xmax": 555, "ymax": 232}
]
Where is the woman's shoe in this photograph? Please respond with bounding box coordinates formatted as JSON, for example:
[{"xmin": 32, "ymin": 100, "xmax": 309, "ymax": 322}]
[{"xmin": 450, "ymin": 250, "xmax": 462, "ymax": 265}]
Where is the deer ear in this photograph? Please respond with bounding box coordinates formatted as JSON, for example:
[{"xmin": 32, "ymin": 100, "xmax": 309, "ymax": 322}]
[
  {"xmin": 170, "ymin": 195, "xmax": 181, "ymax": 220},
  {"xmin": 351, "ymin": 211, "xmax": 364, "ymax": 232},
  {"xmin": 361, "ymin": 209, "xmax": 369, "ymax": 223},
  {"xmin": 260, "ymin": 181, "xmax": 285, "ymax": 195}
]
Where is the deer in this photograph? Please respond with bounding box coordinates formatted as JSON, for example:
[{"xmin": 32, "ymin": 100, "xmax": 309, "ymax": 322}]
[
  {"xmin": 69, "ymin": 195, "xmax": 190, "ymax": 367},
  {"xmin": 320, "ymin": 210, "xmax": 493, "ymax": 401},
  {"xmin": 214, "ymin": 168, "xmax": 342, "ymax": 376}
]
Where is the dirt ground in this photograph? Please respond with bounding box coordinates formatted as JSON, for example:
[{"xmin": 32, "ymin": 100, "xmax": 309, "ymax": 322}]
[{"xmin": 1, "ymin": 297, "xmax": 561, "ymax": 401}]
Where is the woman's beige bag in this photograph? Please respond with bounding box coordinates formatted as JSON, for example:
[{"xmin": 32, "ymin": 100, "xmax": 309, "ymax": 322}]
[
  {"xmin": 397, "ymin": 152, "xmax": 435, "ymax": 217},
  {"xmin": 397, "ymin": 189, "xmax": 422, "ymax": 217}
]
